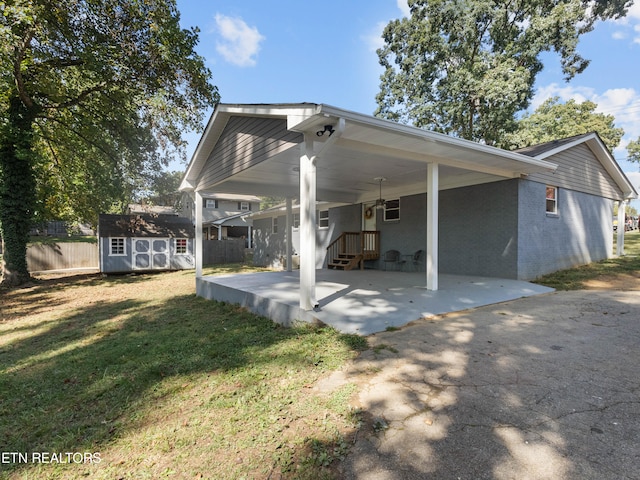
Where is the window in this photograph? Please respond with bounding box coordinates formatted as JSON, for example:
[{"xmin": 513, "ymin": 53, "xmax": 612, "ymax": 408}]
[
  {"xmin": 205, "ymin": 199, "xmax": 218, "ymax": 209},
  {"xmin": 175, "ymin": 238, "xmax": 188, "ymax": 255},
  {"xmin": 546, "ymin": 186, "xmax": 558, "ymax": 215},
  {"xmin": 318, "ymin": 210, "xmax": 329, "ymax": 228},
  {"xmin": 384, "ymin": 199, "xmax": 400, "ymax": 221},
  {"xmin": 293, "ymin": 213, "xmax": 300, "ymax": 229},
  {"xmin": 239, "ymin": 201, "xmax": 251, "ymax": 211},
  {"xmin": 272, "ymin": 216, "xmax": 278, "ymax": 234},
  {"xmin": 109, "ymin": 237, "xmax": 126, "ymax": 256}
]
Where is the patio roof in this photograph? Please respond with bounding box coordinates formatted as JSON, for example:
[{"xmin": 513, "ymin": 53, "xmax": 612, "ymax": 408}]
[{"xmin": 180, "ymin": 103, "xmax": 558, "ymax": 203}]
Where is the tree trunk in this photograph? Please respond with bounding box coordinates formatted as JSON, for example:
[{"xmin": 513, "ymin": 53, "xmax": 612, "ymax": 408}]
[{"xmin": 0, "ymin": 94, "xmax": 37, "ymax": 287}]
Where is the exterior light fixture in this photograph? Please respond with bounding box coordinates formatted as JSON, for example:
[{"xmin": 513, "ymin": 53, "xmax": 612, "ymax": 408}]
[{"xmin": 316, "ymin": 124, "xmax": 335, "ymax": 137}]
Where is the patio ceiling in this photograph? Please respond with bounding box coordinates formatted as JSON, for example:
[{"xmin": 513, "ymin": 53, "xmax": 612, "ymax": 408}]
[{"xmin": 181, "ymin": 103, "xmax": 557, "ymax": 204}]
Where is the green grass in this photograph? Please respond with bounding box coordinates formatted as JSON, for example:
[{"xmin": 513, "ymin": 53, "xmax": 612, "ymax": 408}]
[
  {"xmin": 0, "ymin": 267, "xmax": 368, "ymax": 479},
  {"xmin": 534, "ymin": 230, "xmax": 640, "ymax": 290}
]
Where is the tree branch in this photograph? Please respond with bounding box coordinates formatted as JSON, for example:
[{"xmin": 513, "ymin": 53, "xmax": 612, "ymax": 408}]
[{"xmin": 13, "ymin": 29, "xmax": 36, "ymax": 109}]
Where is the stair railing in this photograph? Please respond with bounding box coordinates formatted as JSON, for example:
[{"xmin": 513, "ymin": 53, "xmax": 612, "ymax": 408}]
[{"xmin": 327, "ymin": 231, "xmax": 380, "ymax": 266}]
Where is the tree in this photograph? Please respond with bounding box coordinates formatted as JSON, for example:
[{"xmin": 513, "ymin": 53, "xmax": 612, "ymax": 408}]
[
  {"xmin": 503, "ymin": 97, "xmax": 624, "ymax": 152},
  {"xmin": 627, "ymin": 138, "xmax": 640, "ymax": 166},
  {"xmin": 0, "ymin": 0, "xmax": 219, "ymax": 286},
  {"xmin": 138, "ymin": 170, "xmax": 184, "ymax": 208},
  {"xmin": 375, "ymin": 0, "xmax": 631, "ymax": 145}
]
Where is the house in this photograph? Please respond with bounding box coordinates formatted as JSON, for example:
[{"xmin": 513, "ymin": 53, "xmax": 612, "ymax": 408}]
[
  {"xmin": 98, "ymin": 213, "xmax": 195, "ymax": 273},
  {"xmin": 179, "ymin": 103, "xmax": 637, "ymax": 325},
  {"xmin": 181, "ymin": 192, "xmax": 260, "ymax": 246}
]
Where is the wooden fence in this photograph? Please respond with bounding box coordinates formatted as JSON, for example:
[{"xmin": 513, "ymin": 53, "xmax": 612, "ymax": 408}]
[
  {"xmin": 27, "ymin": 242, "xmax": 99, "ymax": 272},
  {"xmin": 202, "ymin": 239, "xmax": 245, "ymax": 265}
]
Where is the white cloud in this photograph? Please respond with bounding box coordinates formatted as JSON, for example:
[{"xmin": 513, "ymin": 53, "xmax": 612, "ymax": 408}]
[
  {"xmin": 214, "ymin": 14, "xmax": 264, "ymax": 67},
  {"xmin": 396, "ymin": 0, "xmax": 411, "ymax": 18},
  {"xmin": 611, "ymin": 3, "xmax": 640, "ymax": 44},
  {"xmin": 362, "ymin": 21, "xmax": 388, "ymax": 52}
]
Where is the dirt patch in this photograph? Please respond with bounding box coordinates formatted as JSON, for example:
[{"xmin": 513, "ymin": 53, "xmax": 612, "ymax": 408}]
[{"xmin": 582, "ymin": 271, "xmax": 640, "ymax": 290}]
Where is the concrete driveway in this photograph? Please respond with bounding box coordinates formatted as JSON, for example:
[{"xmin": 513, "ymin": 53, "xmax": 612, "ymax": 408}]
[{"xmin": 318, "ymin": 289, "xmax": 640, "ymax": 479}]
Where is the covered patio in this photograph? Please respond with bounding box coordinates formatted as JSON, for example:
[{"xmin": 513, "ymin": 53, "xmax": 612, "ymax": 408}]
[
  {"xmin": 197, "ymin": 269, "xmax": 554, "ymax": 335},
  {"xmin": 180, "ymin": 103, "xmax": 561, "ymax": 327}
]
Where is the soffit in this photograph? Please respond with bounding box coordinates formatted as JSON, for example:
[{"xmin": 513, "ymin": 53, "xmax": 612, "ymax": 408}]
[{"xmin": 183, "ymin": 103, "xmax": 558, "ymax": 203}]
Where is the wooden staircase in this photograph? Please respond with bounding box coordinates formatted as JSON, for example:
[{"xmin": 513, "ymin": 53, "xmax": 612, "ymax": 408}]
[
  {"xmin": 327, "ymin": 231, "xmax": 380, "ymax": 271},
  {"xmin": 328, "ymin": 253, "xmax": 364, "ymax": 271}
]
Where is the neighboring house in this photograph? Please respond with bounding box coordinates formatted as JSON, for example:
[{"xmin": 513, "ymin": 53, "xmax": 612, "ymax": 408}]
[
  {"xmin": 98, "ymin": 213, "xmax": 195, "ymax": 273},
  {"xmin": 181, "ymin": 192, "xmax": 260, "ymax": 246},
  {"xmin": 180, "ymin": 103, "xmax": 637, "ymax": 313}
]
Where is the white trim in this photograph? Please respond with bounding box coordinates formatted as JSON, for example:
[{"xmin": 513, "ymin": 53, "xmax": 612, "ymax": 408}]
[
  {"xmin": 426, "ymin": 163, "xmax": 439, "ymax": 291},
  {"xmin": 617, "ymin": 200, "xmax": 626, "ymax": 256},
  {"xmin": 109, "ymin": 237, "xmax": 126, "ymax": 256},
  {"xmin": 545, "ymin": 185, "xmax": 559, "ymax": 215},
  {"xmin": 286, "ymin": 197, "xmax": 293, "ymax": 272},
  {"xmin": 195, "ymin": 190, "xmax": 203, "ymax": 277},
  {"xmin": 299, "ymin": 134, "xmax": 317, "ymax": 311},
  {"xmin": 383, "ymin": 199, "xmax": 400, "ymax": 222},
  {"xmin": 174, "ymin": 238, "xmax": 189, "ymax": 255}
]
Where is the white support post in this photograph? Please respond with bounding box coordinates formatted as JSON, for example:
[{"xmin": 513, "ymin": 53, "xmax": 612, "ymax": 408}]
[
  {"xmin": 286, "ymin": 197, "xmax": 293, "ymax": 272},
  {"xmin": 299, "ymin": 135, "xmax": 317, "ymax": 311},
  {"xmin": 247, "ymin": 225, "xmax": 252, "ymax": 249},
  {"xmin": 426, "ymin": 163, "xmax": 439, "ymax": 291},
  {"xmin": 195, "ymin": 190, "xmax": 203, "ymax": 278},
  {"xmin": 617, "ymin": 200, "xmax": 626, "ymax": 256}
]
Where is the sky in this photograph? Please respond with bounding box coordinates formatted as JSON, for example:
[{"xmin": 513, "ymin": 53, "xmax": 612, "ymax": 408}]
[{"xmin": 174, "ymin": 0, "xmax": 640, "ymax": 209}]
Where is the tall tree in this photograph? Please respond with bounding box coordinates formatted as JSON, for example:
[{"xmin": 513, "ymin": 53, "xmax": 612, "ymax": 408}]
[
  {"xmin": 0, "ymin": 0, "xmax": 218, "ymax": 286},
  {"xmin": 627, "ymin": 138, "xmax": 640, "ymax": 166},
  {"xmin": 375, "ymin": 0, "xmax": 631, "ymax": 145},
  {"xmin": 503, "ymin": 97, "xmax": 624, "ymax": 152}
]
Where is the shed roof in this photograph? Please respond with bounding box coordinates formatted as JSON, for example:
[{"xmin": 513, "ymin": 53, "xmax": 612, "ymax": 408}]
[{"xmin": 98, "ymin": 214, "xmax": 195, "ymax": 238}]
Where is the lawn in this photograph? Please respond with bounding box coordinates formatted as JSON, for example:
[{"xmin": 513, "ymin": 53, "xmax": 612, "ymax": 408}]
[
  {"xmin": 0, "ymin": 266, "xmax": 367, "ymax": 479},
  {"xmin": 535, "ymin": 230, "xmax": 640, "ymax": 290}
]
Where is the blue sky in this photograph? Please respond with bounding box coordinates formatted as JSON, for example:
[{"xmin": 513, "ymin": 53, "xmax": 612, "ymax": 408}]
[{"xmin": 174, "ymin": 0, "xmax": 640, "ymax": 207}]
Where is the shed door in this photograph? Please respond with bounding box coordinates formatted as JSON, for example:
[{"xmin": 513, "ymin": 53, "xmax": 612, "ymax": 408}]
[{"xmin": 132, "ymin": 238, "xmax": 170, "ymax": 270}]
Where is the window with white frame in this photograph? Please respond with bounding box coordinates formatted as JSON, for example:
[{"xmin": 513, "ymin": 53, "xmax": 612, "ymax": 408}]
[
  {"xmin": 318, "ymin": 210, "xmax": 329, "ymax": 228},
  {"xmin": 272, "ymin": 216, "xmax": 278, "ymax": 234},
  {"xmin": 292, "ymin": 213, "xmax": 300, "ymax": 229},
  {"xmin": 109, "ymin": 237, "xmax": 126, "ymax": 256},
  {"xmin": 175, "ymin": 238, "xmax": 188, "ymax": 255},
  {"xmin": 205, "ymin": 199, "xmax": 218, "ymax": 209},
  {"xmin": 239, "ymin": 201, "xmax": 250, "ymax": 211},
  {"xmin": 384, "ymin": 199, "xmax": 400, "ymax": 221},
  {"xmin": 546, "ymin": 186, "xmax": 558, "ymax": 214}
]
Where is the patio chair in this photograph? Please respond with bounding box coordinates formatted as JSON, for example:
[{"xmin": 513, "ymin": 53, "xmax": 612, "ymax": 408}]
[
  {"xmin": 383, "ymin": 249, "xmax": 405, "ymax": 271},
  {"xmin": 410, "ymin": 249, "xmax": 425, "ymax": 271}
]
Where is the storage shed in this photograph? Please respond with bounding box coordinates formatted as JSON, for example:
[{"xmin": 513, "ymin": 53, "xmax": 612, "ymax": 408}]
[{"xmin": 98, "ymin": 214, "xmax": 195, "ymax": 273}]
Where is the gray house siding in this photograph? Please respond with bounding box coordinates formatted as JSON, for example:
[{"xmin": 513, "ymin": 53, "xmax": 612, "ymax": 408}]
[
  {"xmin": 250, "ymin": 177, "xmax": 615, "ymax": 280},
  {"xmin": 197, "ymin": 117, "xmax": 302, "ymax": 191},
  {"xmin": 517, "ymin": 181, "xmax": 613, "ymax": 279},
  {"xmin": 527, "ymin": 143, "xmax": 622, "ymax": 200}
]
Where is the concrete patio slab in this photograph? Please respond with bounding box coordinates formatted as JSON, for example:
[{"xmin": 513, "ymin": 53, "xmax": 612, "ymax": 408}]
[{"xmin": 197, "ymin": 270, "xmax": 554, "ymax": 335}]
